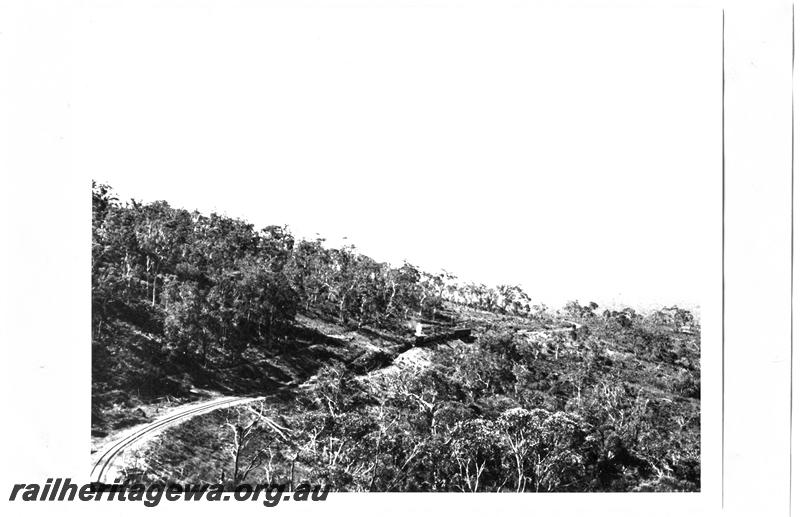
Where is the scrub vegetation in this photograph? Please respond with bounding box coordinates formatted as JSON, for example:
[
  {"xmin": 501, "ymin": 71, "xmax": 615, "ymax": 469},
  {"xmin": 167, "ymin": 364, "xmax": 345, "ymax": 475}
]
[{"xmin": 92, "ymin": 182, "xmax": 700, "ymax": 492}]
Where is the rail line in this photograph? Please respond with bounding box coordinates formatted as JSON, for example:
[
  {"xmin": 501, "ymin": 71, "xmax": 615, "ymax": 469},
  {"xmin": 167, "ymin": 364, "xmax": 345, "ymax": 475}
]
[{"xmin": 90, "ymin": 396, "xmax": 258, "ymax": 483}]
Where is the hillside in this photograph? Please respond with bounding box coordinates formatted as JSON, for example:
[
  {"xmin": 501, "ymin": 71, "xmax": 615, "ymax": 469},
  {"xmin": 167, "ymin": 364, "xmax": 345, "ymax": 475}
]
[{"xmin": 92, "ymin": 182, "xmax": 700, "ymax": 492}]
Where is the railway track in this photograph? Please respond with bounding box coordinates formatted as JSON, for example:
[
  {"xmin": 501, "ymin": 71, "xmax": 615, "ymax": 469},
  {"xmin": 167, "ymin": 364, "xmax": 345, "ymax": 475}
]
[{"xmin": 90, "ymin": 396, "xmax": 259, "ymax": 484}]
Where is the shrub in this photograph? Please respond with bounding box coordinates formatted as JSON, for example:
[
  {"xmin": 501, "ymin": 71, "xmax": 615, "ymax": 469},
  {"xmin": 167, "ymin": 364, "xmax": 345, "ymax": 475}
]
[{"xmin": 673, "ymin": 370, "xmax": 700, "ymax": 399}]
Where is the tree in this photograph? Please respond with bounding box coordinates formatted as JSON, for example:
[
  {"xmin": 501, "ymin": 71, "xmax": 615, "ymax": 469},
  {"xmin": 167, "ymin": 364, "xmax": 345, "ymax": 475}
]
[
  {"xmin": 450, "ymin": 419, "xmax": 505, "ymax": 492},
  {"xmin": 497, "ymin": 284, "xmax": 532, "ymax": 316},
  {"xmin": 222, "ymin": 408, "xmax": 269, "ymax": 486},
  {"xmin": 497, "ymin": 408, "xmax": 587, "ymax": 492},
  {"xmin": 286, "ymin": 238, "xmax": 332, "ymax": 311}
]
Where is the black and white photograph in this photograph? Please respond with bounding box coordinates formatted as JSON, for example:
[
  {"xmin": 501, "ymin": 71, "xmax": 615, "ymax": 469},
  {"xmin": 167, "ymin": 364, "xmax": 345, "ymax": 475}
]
[
  {"xmin": 84, "ymin": 6, "xmax": 712, "ymax": 493},
  {"xmin": 0, "ymin": 1, "xmax": 795, "ymax": 516}
]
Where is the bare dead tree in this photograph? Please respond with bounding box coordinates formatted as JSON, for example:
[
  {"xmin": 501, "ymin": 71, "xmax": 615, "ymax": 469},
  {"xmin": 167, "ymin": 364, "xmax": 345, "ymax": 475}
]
[{"xmin": 223, "ymin": 410, "xmax": 263, "ymax": 485}]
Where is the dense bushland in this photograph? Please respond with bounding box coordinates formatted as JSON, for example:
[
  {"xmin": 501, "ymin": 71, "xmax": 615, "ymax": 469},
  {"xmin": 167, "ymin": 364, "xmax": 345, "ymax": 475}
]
[
  {"xmin": 92, "ymin": 182, "xmax": 700, "ymax": 492},
  {"xmin": 93, "ymin": 182, "xmax": 535, "ymax": 368}
]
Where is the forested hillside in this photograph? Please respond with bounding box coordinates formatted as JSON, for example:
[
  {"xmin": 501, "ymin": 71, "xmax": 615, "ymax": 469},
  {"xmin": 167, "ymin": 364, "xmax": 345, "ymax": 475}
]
[{"xmin": 92, "ymin": 182, "xmax": 700, "ymax": 492}]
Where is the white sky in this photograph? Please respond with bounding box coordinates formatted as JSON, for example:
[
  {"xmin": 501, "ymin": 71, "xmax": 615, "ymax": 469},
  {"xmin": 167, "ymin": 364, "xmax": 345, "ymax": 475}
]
[{"xmin": 74, "ymin": 5, "xmax": 720, "ymax": 310}]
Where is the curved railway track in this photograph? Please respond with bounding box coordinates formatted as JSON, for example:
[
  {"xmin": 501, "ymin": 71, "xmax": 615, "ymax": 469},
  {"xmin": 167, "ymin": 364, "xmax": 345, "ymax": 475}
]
[
  {"xmin": 90, "ymin": 396, "xmax": 259, "ymax": 483},
  {"xmin": 91, "ymin": 322, "xmax": 581, "ymax": 484}
]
